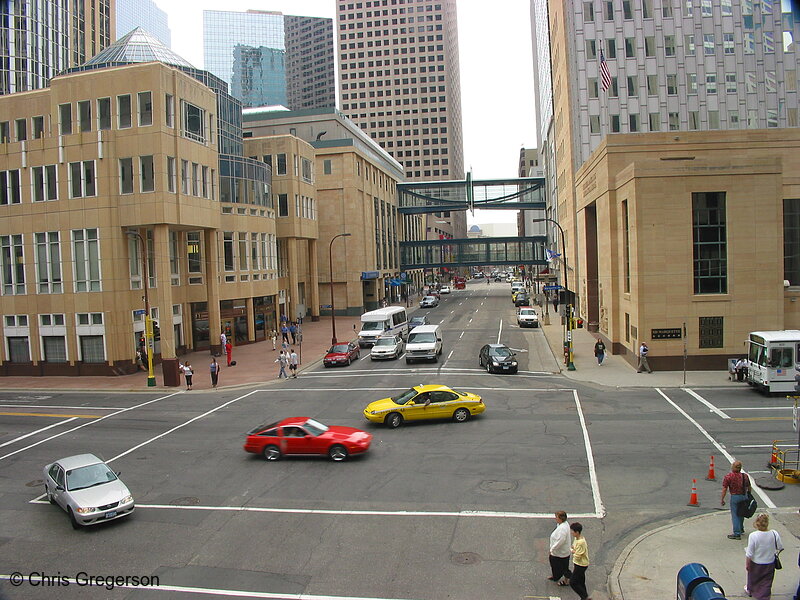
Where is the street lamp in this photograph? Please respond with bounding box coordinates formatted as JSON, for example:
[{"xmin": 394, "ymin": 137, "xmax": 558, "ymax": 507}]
[
  {"xmin": 329, "ymin": 232, "xmax": 351, "ymax": 345},
  {"xmin": 126, "ymin": 230, "xmax": 156, "ymax": 386},
  {"xmin": 529, "ymin": 218, "xmax": 575, "ymax": 371}
]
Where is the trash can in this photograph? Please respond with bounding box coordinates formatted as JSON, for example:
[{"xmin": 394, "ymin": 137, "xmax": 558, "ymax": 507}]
[
  {"xmin": 676, "ymin": 563, "xmax": 713, "ymax": 600},
  {"xmin": 161, "ymin": 358, "xmax": 181, "ymax": 387},
  {"xmin": 689, "ymin": 580, "xmax": 726, "ymax": 600}
]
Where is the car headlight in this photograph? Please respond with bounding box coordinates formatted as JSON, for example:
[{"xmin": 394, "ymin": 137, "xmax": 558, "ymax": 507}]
[
  {"xmin": 492, "ymin": 361, "xmax": 500, "ymax": 366},
  {"xmin": 370, "ymin": 410, "xmax": 378, "ymax": 415},
  {"xmin": 511, "ymin": 361, "xmax": 518, "ymax": 366},
  {"xmin": 121, "ymin": 495, "xmax": 133, "ymax": 504},
  {"xmin": 75, "ymin": 506, "xmax": 96, "ymax": 514}
]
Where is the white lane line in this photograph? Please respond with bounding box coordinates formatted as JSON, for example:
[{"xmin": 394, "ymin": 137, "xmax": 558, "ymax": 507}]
[
  {"xmin": 739, "ymin": 444, "xmax": 792, "ymax": 448},
  {"xmin": 294, "ymin": 372, "xmax": 557, "ymax": 380},
  {"xmin": 450, "ymin": 310, "xmax": 454, "ymax": 314},
  {"xmin": 0, "ymin": 574, "xmax": 422, "ymax": 600},
  {"xmin": 447, "ymin": 350, "xmax": 454, "ymax": 361},
  {"xmin": 253, "ymin": 387, "xmax": 574, "ymax": 393},
  {"xmin": 468, "ymin": 318, "xmax": 472, "ymax": 323},
  {"xmin": 656, "ymin": 388, "xmax": 776, "ymax": 509},
  {"xmin": 1, "ymin": 392, "xmax": 182, "ymax": 462},
  {"xmin": 573, "ymin": 390, "xmax": 605, "ymax": 518},
  {"xmin": 359, "ymin": 352, "xmax": 370, "ymax": 361},
  {"xmin": 720, "ymin": 407, "xmax": 793, "ymax": 411},
  {"xmin": 0, "ymin": 404, "xmax": 120, "ymax": 410},
  {"xmin": 496, "ymin": 318, "xmax": 503, "ymax": 345},
  {"xmin": 439, "ymin": 319, "xmax": 445, "ymax": 324},
  {"xmin": 458, "ymin": 302, "xmax": 463, "ymax": 305},
  {"xmin": 0, "ymin": 417, "xmax": 78, "ymax": 449},
  {"xmin": 459, "ymin": 331, "xmax": 464, "ymax": 339},
  {"xmin": 685, "ymin": 389, "xmax": 730, "ymax": 419}
]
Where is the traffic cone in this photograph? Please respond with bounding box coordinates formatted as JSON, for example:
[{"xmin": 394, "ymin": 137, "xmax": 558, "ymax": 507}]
[
  {"xmin": 687, "ymin": 479, "xmax": 700, "ymax": 507},
  {"xmin": 768, "ymin": 446, "xmax": 778, "ymax": 468},
  {"xmin": 705, "ymin": 455, "xmax": 716, "ymax": 481}
]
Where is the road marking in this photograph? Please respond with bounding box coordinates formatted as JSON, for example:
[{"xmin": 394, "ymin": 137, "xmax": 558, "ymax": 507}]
[
  {"xmin": 496, "ymin": 318, "xmax": 503, "ymax": 345},
  {"xmin": 447, "ymin": 350, "xmax": 454, "ymax": 360},
  {"xmin": 468, "ymin": 317, "xmax": 472, "ymax": 323},
  {"xmin": 0, "ymin": 411, "xmax": 101, "ymax": 418},
  {"xmin": 740, "ymin": 444, "xmax": 790, "ymax": 448},
  {"xmin": 459, "ymin": 331, "xmax": 464, "ymax": 339},
  {"xmin": 684, "ymin": 389, "xmax": 730, "ymax": 419},
  {"xmin": 359, "ymin": 352, "xmax": 370, "ymax": 361},
  {"xmin": 0, "ymin": 574, "xmax": 423, "ymax": 600},
  {"xmin": 0, "ymin": 417, "xmax": 77, "ymax": 449},
  {"xmin": 450, "ymin": 310, "xmax": 454, "ymax": 314},
  {"xmin": 294, "ymin": 371, "xmax": 557, "ymax": 380},
  {"xmin": 656, "ymin": 388, "xmax": 776, "ymax": 509},
  {"xmin": 439, "ymin": 319, "xmax": 445, "ymax": 324},
  {"xmin": 0, "ymin": 392, "xmax": 182, "ymax": 462},
  {"xmin": 733, "ymin": 416, "xmax": 792, "ymax": 421},
  {"xmin": 0, "ymin": 404, "xmax": 119, "ymax": 410},
  {"xmin": 719, "ymin": 406, "xmax": 793, "ymax": 411},
  {"xmin": 573, "ymin": 390, "xmax": 605, "ymax": 518}
]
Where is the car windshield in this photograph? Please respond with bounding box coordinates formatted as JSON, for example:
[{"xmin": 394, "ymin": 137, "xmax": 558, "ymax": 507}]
[
  {"xmin": 390, "ymin": 388, "xmax": 419, "ymax": 405},
  {"xmin": 490, "ymin": 347, "xmax": 513, "ymax": 358},
  {"xmin": 329, "ymin": 344, "xmax": 350, "ymax": 353},
  {"xmin": 66, "ymin": 463, "xmax": 118, "ymax": 491},
  {"xmin": 410, "ymin": 317, "xmax": 426, "ymax": 325},
  {"xmin": 520, "ymin": 309, "xmax": 535, "ymax": 315},
  {"xmin": 249, "ymin": 420, "xmax": 279, "ymax": 435},
  {"xmin": 375, "ymin": 338, "xmax": 397, "ymax": 346},
  {"xmin": 303, "ymin": 418, "xmax": 329, "ymax": 436},
  {"xmin": 422, "ymin": 296, "xmax": 435, "ymax": 302},
  {"xmin": 361, "ymin": 321, "xmax": 386, "ymax": 331},
  {"xmin": 408, "ymin": 332, "xmax": 435, "ymax": 344}
]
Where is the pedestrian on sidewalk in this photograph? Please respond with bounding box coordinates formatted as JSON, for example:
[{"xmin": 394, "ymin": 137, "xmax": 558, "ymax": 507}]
[
  {"xmin": 721, "ymin": 460, "xmax": 751, "ymax": 540},
  {"xmin": 636, "ymin": 342, "xmax": 653, "ymax": 373},
  {"xmin": 745, "ymin": 513, "xmax": 783, "ymax": 599},
  {"xmin": 269, "ymin": 329, "xmax": 277, "ymax": 351},
  {"xmin": 281, "ymin": 323, "xmax": 290, "ymax": 344},
  {"xmin": 220, "ymin": 330, "xmax": 227, "ymax": 356},
  {"xmin": 210, "ymin": 357, "xmax": 220, "ymax": 388},
  {"xmin": 593, "ymin": 339, "xmax": 606, "ymax": 366},
  {"xmin": 137, "ymin": 339, "xmax": 149, "ymax": 371},
  {"xmin": 289, "ymin": 348, "xmax": 299, "ymax": 378},
  {"xmin": 547, "ymin": 510, "xmax": 571, "ymax": 586},
  {"xmin": 297, "ymin": 313, "xmax": 304, "ymax": 325},
  {"xmin": 181, "ymin": 361, "xmax": 194, "ymax": 390},
  {"xmin": 569, "ymin": 522, "xmax": 591, "ymax": 600},
  {"xmin": 275, "ymin": 351, "xmax": 288, "ymax": 379},
  {"xmin": 552, "ymin": 294, "xmax": 560, "ymax": 313},
  {"xmin": 225, "ymin": 340, "xmax": 233, "ymax": 367},
  {"xmin": 289, "ymin": 322, "xmax": 297, "ymax": 344}
]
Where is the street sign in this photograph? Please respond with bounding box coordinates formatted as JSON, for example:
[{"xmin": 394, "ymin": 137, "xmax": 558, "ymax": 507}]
[
  {"xmin": 543, "ymin": 285, "xmax": 562, "ymax": 291},
  {"xmin": 134, "ymin": 309, "xmax": 146, "ymax": 316}
]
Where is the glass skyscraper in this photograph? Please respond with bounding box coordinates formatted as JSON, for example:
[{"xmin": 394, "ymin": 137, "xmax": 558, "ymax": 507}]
[
  {"xmin": 203, "ymin": 10, "xmax": 335, "ymax": 110},
  {"xmin": 116, "ymin": 0, "xmax": 171, "ymax": 47}
]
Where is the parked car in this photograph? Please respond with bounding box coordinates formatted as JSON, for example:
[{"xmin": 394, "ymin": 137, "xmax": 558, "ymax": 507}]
[
  {"xmin": 43, "ymin": 454, "xmax": 135, "ymax": 529},
  {"xmin": 323, "ymin": 341, "xmax": 360, "ymax": 367},
  {"xmin": 363, "ymin": 384, "xmax": 485, "ymax": 428},
  {"xmin": 370, "ymin": 335, "xmax": 404, "ymax": 360},
  {"xmin": 514, "ymin": 293, "xmax": 531, "ymax": 307},
  {"xmin": 420, "ymin": 295, "xmax": 439, "ymax": 308},
  {"xmin": 244, "ymin": 417, "xmax": 372, "ymax": 461},
  {"xmin": 479, "ymin": 344, "xmax": 519, "ymax": 374},
  {"xmin": 517, "ymin": 306, "xmax": 540, "ymax": 328},
  {"xmin": 440, "ymin": 285, "xmax": 451, "ymax": 294},
  {"xmin": 408, "ymin": 315, "xmax": 428, "ymax": 331}
]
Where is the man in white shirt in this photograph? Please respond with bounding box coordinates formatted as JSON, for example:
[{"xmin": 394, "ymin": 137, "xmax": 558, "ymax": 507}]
[
  {"xmin": 547, "ymin": 510, "xmax": 571, "ymax": 586},
  {"xmin": 637, "ymin": 342, "xmax": 653, "ymax": 373},
  {"xmin": 289, "ymin": 349, "xmax": 299, "ymax": 378}
]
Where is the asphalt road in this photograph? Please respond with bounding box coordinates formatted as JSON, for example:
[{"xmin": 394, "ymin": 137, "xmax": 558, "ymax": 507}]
[{"xmin": 0, "ymin": 285, "xmax": 798, "ymax": 600}]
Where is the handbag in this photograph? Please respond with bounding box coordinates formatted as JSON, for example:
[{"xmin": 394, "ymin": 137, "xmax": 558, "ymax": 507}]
[
  {"xmin": 738, "ymin": 474, "xmax": 758, "ymax": 518},
  {"xmin": 774, "ymin": 532, "xmax": 783, "ymax": 569}
]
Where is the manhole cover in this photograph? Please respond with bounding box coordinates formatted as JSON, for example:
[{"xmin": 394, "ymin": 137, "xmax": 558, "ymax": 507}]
[
  {"xmin": 451, "ymin": 552, "xmax": 481, "ymax": 565},
  {"xmin": 26, "ymin": 479, "xmax": 43, "ymax": 488},
  {"xmin": 479, "ymin": 480, "xmax": 518, "ymax": 492},
  {"xmin": 755, "ymin": 475, "xmax": 785, "ymax": 490},
  {"xmin": 170, "ymin": 496, "xmax": 200, "ymax": 506}
]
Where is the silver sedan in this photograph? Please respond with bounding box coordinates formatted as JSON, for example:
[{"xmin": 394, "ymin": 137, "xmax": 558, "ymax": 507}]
[
  {"xmin": 370, "ymin": 335, "xmax": 405, "ymax": 360},
  {"xmin": 43, "ymin": 453, "xmax": 135, "ymax": 529}
]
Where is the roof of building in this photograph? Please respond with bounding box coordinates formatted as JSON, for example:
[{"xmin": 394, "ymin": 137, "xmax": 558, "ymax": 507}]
[
  {"xmin": 468, "ymin": 225, "xmax": 482, "ymax": 232},
  {"xmin": 84, "ymin": 27, "xmax": 194, "ymax": 69}
]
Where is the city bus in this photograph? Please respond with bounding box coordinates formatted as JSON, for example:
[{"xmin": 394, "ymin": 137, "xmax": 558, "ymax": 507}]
[{"xmin": 746, "ymin": 330, "xmax": 800, "ymax": 394}]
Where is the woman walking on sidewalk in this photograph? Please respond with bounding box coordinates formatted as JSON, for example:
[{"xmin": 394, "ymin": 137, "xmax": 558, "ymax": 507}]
[
  {"xmin": 181, "ymin": 361, "xmax": 194, "ymax": 391},
  {"xmin": 210, "ymin": 357, "xmax": 220, "ymax": 389},
  {"xmin": 569, "ymin": 522, "xmax": 591, "ymax": 600},
  {"xmin": 745, "ymin": 513, "xmax": 783, "ymax": 599}
]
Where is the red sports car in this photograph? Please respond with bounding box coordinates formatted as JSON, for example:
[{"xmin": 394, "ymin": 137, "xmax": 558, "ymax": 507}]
[
  {"xmin": 323, "ymin": 341, "xmax": 360, "ymax": 367},
  {"xmin": 244, "ymin": 417, "xmax": 372, "ymax": 461}
]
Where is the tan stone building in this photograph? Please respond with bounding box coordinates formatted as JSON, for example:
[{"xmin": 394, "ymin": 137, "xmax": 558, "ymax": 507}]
[{"xmin": 574, "ymin": 129, "xmax": 800, "ymax": 369}]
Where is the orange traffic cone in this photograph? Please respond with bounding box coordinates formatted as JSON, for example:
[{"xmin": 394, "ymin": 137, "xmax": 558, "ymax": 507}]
[
  {"xmin": 705, "ymin": 455, "xmax": 716, "ymax": 481},
  {"xmin": 687, "ymin": 479, "xmax": 700, "ymax": 507},
  {"xmin": 768, "ymin": 446, "xmax": 778, "ymax": 468}
]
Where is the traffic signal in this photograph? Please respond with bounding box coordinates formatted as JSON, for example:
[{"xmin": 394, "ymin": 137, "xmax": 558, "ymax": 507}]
[{"xmin": 152, "ymin": 321, "xmax": 160, "ymax": 341}]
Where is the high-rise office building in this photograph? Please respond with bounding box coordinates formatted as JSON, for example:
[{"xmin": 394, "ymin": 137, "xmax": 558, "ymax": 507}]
[
  {"xmin": 203, "ymin": 10, "xmax": 335, "ymax": 111},
  {"xmin": 116, "ymin": 0, "xmax": 171, "ymax": 47},
  {"xmin": 336, "ymin": 0, "xmax": 466, "ymax": 239},
  {"xmin": 0, "ymin": 0, "xmax": 113, "ymax": 95}
]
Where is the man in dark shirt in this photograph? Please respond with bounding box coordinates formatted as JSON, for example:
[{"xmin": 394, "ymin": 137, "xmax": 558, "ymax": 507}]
[{"xmin": 720, "ymin": 460, "xmax": 751, "ymax": 539}]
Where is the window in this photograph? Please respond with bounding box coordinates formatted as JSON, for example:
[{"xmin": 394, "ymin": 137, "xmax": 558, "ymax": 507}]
[
  {"xmin": 703, "ymin": 34, "xmax": 715, "ymax": 55},
  {"xmin": 187, "ymin": 231, "xmax": 202, "ymax": 273},
  {"xmin": 729, "ymin": 111, "xmax": 740, "ymax": 127},
  {"xmin": 687, "ymin": 73, "xmax": 697, "ymax": 93},
  {"xmin": 118, "ymin": 95, "xmax": 132, "ymax": 128},
  {"xmin": 32, "ymin": 165, "xmax": 57, "ymax": 202},
  {"xmin": 665, "ymin": 35, "xmax": 675, "ymax": 57},
  {"xmin": 723, "ymin": 33, "xmax": 735, "ymax": 55},
  {"xmin": 7, "ymin": 335, "xmax": 30, "ymax": 363},
  {"xmin": 191, "ymin": 163, "xmax": 199, "ymax": 196},
  {"xmin": 764, "ymin": 31, "xmax": 775, "ymax": 53},
  {"xmin": 689, "ymin": 111, "xmax": 700, "ymax": 129},
  {"xmin": 119, "ymin": 158, "xmax": 134, "ymax": 194},
  {"xmin": 611, "ymin": 114, "xmax": 621, "ymax": 132},
  {"xmin": 301, "ymin": 158, "xmax": 313, "ymax": 183},
  {"xmin": 138, "ymin": 92, "xmax": 153, "ymax": 126},
  {"xmin": 223, "ymin": 232, "xmax": 234, "ymax": 271},
  {"xmin": 685, "ymin": 35, "xmax": 695, "ymax": 56},
  {"xmin": 622, "ymin": 0, "xmax": 632, "ymax": 18},
  {"xmin": 590, "ymin": 115, "xmax": 601, "ymax": 133},
  {"xmin": 59, "ymin": 103, "xmax": 72, "ymax": 135},
  {"xmin": 692, "ymin": 192, "xmax": 727, "ymax": 294},
  {"xmin": 622, "ymin": 200, "xmax": 630, "ymax": 293},
  {"xmin": 625, "ymin": 38, "xmax": 635, "ymax": 58},
  {"xmin": 181, "ymin": 160, "xmax": 189, "ymax": 194},
  {"xmin": 32, "ymin": 116, "xmax": 44, "ymax": 139},
  {"xmin": 78, "ymin": 100, "xmax": 91, "ymax": 132},
  {"xmin": 0, "ymin": 170, "xmax": 21, "ymax": 205},
  {"xmin": 40, "ymin": 313, "xmax": 67, "ymax": 363},
  {"xmin": 238, "ymin": 232, "xmax": 248, "ymax": 270},
  {"xmin": 669, "ymin": 112, "xmax": 680, "ymax": 130},
  {"xmin": 706, "ymin": 74, "xmax": 717, "ymax": 94},
  {"xmin": 629, "ymin": 113, "xmax": 640, "ymax": 132},
  {"xmin": 744, "ymin": 32, "xmax": 755, "ymax": 54},
  {"xmin": 725, "ymin": 73, "xmax": 737, "ymax": 94},
  {"xmin": 583, "ymin": 2, "xmax": 594, "ymax": 22},
  {"xmin": 609, "ymin": 77, "xmax": 619, "ymax": 97},
  {"xmin": 202, "ymin": 166, "xmax": 209, "ymax": 198},
  {"xmin": 767, "ymin": 110, "xmax": 778, "ymax": 128},
  {"xmin": 765, "ymin": 71, "xmax": 777, "ymax": 93},
  {"xmin": 627, "ymin": 76, "xmax": 638, "ymax": 97},
  {"xmin": 128, "ymin": 234, "xmax": 141, "ymax": 289},
  {"xmin": 323, "ymin": 159, "xmax": 332, "ymax": 174},
  {"xmin": 607, "ymin": 39, "xmax": 616, "ymax": 59},
  {"xmin": 647, "ymin": 74, "xmax": 658, "ymax": 95},
  {"xmin": 277, "ymin": 154, "xmax": 287, "ymax": 175},
  {"xmin": 667, "ymin": 74, "xmax": 678, "ymax": 95},
  {"xmin": 72, "ymin": 228, "xmax": 101, "ymax": 292},
  {"xmin": 588, "ymin": 78, "xmax": 599, "ymax": 98},
  {"xmin": 0, "ymin": 121, "xmax": 9, "ymax": 142},
  {"xmin": 605, "ymin": 1, "xmax": 614, "ymax": 20},
  {"xmin": 586, "ymin": 39, "xmax": 597, "ymax": 59},
  {"xmin": 140, "ymin": 156, "xmax": 154, "ymax": 192},
  {"xmin": 167, "ymin": 157, "xmax": 176, "ymax": 193},
  {"xmin": 181, "ymin": 101, "xmax": 206, "ymax": 143},
  {"xmin": 15, "ymin": 118, "xmax": 26, "ymax": 141},
  {"xmin": 699, "ymin": 317, "xmax": 724, "ymax": 348},
  {"xmin": 708, "ymin": 111, "xmax": 720, "ymax": 129},
  {"xmin": 98, "ymin": 98, "xmax": 111, "ymax": 130},
  {"xmin": 1, "ymin": 234, "xmax": 25, "ymax": 295},
  {"xmin": 787, "ymin": 71, "xmax": 797, "ymax": 92},
  {"xmin": 165, "ymin": 94, "xmax": 174, "ymax": 127},
  {"xmin": 642, "ymin": 0, "xmax": 652, "ymax": 18},
  {"xmin": 683, "ymin": 0, "xmax": 693, "ymax": 16},
  {"xmin": 250, "ymin": 233, "xmax": 259, "ymax": 271},
  {"xmin": 745, "ymin": 72, "xmax": 757, "ymax": 93},
  {"xmin": 645, "ymin": 36, "xmax": 656, "ymax": 57},
  {"xmin": 649, "ymin": 113, "xmax": 660, "ymax": 131},
  {"xmin": 662, "ymin": 1, "xmax": 673, "ymax": 17},
  {"xmin": 79, "ymin": 334, "xmax": 105, "ymax": 363},
  {"xmin": 278, "ymin": 193, "xmax": 288, "ymax": 217},
  {"xmin": 784, "ymin": 199, "xmax": 800, "ymax": 286}
]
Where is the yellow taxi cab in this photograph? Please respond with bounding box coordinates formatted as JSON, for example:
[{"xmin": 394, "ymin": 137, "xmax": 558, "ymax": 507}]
[{"xmin": 363, "ymin": 384, "xmax": 484, "ymax": 428}]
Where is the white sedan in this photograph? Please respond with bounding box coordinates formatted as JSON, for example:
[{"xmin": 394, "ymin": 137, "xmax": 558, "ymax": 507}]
[
  {"xmin": 440, "ymin": 285, "xmax": 451, "ymax": 294},
  {"xmin": 370, "ymin": 335, "xmax": 404, "ymax": 360}
]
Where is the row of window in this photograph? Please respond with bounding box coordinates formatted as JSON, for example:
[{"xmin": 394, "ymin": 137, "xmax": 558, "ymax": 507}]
[
  {"xmin": 4, "ymin": 312, "xmax": 107, "ymax": 363},
  {"xmin": 590, "ymin": 106, "xmax": 790, "ymax": 135},
  {"xmin": 259, "ymin": 153, "xmax": 314, "ymax": 183},
  {"xmin": 340, "ymin": 25, "xmax": 443, "ymax": 42},
  {"xmin": 340, "ymin": 34, "xmax": 443, "ymax": 53},
  {"xmin": 341, "ymin": 1, "xmax": 443, "ymax": 10},
  {"xmin": 589, "ymin": 71, "xmax": 791, "ymax": 100},
  {"xmin": 584, "ymin": 0, "xmax": 761, "ymax": 22}
]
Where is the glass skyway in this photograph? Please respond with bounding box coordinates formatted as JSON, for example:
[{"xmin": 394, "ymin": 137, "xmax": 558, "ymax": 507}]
[
  {"xmin": 400, "ymin": 236, "xmax": 548, "ymax": 269},
  {"xmin": 398, "ymin": 175, "xmax": 545, "ymax": 214}
]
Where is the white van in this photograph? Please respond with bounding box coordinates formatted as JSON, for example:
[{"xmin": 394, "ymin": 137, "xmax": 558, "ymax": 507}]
[
  {"xmin": 405, "ymin": 324, "xmax": 443, "ymax": 363},
  {"xmin": 746, "ymin": 330, "xmax": 800, "ymax": 393},
  {"xmin": 357, "ymin": 306, "xmax": 409, "ymax": 347}
]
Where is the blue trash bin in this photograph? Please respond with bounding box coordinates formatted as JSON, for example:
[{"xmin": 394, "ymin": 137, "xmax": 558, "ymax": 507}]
[
  {"xmin": 689, "ymin": 580, "xmax": 727, "ymax": 600},
  {"xmin": 677, "ymin": 563, "xmax": 714, "ymax": 600}
]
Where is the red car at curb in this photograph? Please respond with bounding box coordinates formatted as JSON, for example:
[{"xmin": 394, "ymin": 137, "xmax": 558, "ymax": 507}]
[
  {"xmin": 244, "ymin": 417, "xmax": 372, "ymax": 461},
  {"xmin": 323, "ymin": 341, "xmax": 360, "ymax": 367}
]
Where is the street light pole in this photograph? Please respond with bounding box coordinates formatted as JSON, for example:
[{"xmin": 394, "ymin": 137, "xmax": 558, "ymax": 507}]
[
  {"xmin": 329, "ymin": 232, "xmax": 351, "ymax": 345},
  {"xmin": 126, "ymin": 230, "xmax": 156, "ymax": 386}
]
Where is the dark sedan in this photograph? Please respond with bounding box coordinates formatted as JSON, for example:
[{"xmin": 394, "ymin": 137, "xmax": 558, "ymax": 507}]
[
  {"xmin": 514, "ymin": 293, "xmax": 531, "ymax": 307},
  {"xmin": 323, "ymin": 341, "xmax": 360, "ymax": 367},
  {"xmin": 479, "ymin": 344, "xmax": 519, "ymax": 374}
]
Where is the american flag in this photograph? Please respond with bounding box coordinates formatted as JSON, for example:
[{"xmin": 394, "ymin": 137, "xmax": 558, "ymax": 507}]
[{"xmin": 599, "ymin": 48, "xmax": 612, "ymax": 92}]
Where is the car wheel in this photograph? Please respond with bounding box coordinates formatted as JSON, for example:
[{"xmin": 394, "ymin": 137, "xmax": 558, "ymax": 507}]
[
  {"xmin": 453, "ymin": 408, "xmax": 470, "ymax": 423},
  {"xmin": 431, "ymin": 354, "xmax": 438, "ymax": 363},
  {"xmin": 45, "ymin": 485, "xmax": 56, "ymax": 505},
  {"xmin": 68, "ymin": 507, "xmax": 81, "ymax": 530},
  {"xmin": 262, "ymin": 445, "xmax": 281, "ymax": 461},
  {"xmin": 329, "ymin": 445, "xmax": 349, "ymax": 462},
  {"xmin": 385, "ymin": 412, "xmax": 403, "ymax": 428},
  {"xmin": 486, "ymin": 363, "xmax": 492, "ymax": 373},
  {"xmin": 346, "ymin": 357, "xmax": 351, "ymax": 366}
]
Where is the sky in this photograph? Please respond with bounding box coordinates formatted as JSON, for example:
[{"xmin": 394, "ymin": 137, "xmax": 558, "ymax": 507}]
[{"xmin": 164, "ymin": 0, "xmax": 537, "ymax": 225}]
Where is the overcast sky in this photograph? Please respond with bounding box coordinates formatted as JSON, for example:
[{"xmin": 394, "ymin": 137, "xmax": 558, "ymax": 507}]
[{"xmin": 165, "ymin": 0, "xmax": 536, "ymax": 224}]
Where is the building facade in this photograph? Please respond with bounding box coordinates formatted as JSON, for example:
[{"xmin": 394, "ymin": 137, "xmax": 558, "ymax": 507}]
[
  {"xmin": 203, "ymin": 10, "xmax": 336, "ymax": 111},
  {"xmin": 116, "ymin": 0, "xmax": 171, "ymax": 47},
  {"xmin": 335, "ymin": 0, "xmax": 466, "ymax": 241}
]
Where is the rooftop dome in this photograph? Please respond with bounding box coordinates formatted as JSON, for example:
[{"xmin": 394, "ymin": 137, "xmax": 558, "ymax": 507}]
[
  {"xmin": 83, "ymin": 27, "xmax": 194, "ymax": 69},
  {"xmin": 468, "ymin": 224, "xmax": 482, "ymax": 232}
]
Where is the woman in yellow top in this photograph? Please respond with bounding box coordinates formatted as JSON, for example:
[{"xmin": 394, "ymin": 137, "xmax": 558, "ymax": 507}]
[{"xmin": 570, "ymin": 522, "xmax": 591, "ymax": 600}]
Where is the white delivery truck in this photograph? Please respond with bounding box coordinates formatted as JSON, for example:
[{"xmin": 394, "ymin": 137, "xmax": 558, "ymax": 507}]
[
  {"xmin": 357, "ymin": 306, "xmax": 409, "ymax": 347},
  {"xmin": 746, "ymin": 330, "xmax": 800, "ymax": 394}
]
